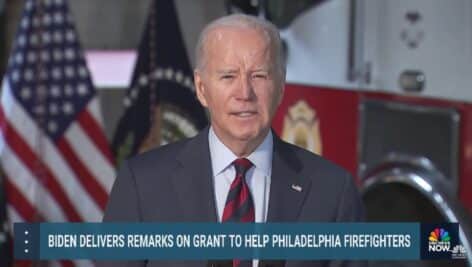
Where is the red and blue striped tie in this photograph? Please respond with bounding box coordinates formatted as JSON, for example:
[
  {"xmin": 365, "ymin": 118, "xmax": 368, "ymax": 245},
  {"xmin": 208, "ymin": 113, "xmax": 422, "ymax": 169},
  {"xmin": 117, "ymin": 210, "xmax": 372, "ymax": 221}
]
[{"xmin": 222, "ymin": 158, "xmax": 254, "ymax": 267}]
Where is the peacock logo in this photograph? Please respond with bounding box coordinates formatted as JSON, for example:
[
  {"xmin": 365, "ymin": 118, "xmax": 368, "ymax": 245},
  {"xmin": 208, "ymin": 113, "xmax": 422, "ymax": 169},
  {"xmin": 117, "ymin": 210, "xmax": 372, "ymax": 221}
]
[
  {"xmin": 429, "ymin": 228, "xmax": 450, "ymax": 242},
  {"xmin": 428, "ymin": 228, "xmax": 451, "ymax": 252}
]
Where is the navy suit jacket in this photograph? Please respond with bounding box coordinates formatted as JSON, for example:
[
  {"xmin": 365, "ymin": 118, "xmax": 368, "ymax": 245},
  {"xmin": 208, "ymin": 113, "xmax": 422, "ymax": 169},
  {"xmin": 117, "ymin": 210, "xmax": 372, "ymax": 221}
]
[{"xmin": 98, "ymin": 128, "xmax": 366, "ymax": 267}]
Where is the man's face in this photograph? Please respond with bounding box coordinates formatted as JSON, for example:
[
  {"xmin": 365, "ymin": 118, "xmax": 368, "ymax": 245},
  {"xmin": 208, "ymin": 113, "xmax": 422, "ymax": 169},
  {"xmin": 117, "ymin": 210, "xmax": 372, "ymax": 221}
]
[{"xmin": 195, "ymin": 26, "xmax": 284, "ymax": 152}]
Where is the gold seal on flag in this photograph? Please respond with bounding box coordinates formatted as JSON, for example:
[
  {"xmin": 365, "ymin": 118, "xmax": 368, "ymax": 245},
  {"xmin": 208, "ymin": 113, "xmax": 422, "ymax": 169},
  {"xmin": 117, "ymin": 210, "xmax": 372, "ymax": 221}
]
[{"xmin": 281, "ymin": 100, "xmax": 322, "ymax": 155}]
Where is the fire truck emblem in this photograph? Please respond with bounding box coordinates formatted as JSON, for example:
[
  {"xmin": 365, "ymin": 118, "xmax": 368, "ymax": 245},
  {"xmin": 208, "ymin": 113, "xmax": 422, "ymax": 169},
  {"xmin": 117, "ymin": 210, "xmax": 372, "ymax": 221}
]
[
  {"xmin": 281, "ymin": 100, "xmax": 322, "ymax": 155},
  {"xmin": 400, "ymin": 10, "xmax": 424, "ymax": 49}
]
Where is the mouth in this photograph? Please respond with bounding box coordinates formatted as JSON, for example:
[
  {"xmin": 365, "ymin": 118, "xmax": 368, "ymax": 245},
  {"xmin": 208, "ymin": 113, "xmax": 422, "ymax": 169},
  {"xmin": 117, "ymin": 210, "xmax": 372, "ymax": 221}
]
[{"xmin": 231, "ymin": 111, "xmax": 258, "ymax": 118}]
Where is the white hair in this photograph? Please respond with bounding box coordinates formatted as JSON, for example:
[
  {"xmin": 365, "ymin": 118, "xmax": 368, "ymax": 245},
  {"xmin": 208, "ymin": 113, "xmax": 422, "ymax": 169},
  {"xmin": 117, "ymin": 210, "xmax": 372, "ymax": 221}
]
[{"xmin": 194, "ymin": 14, "xmax": 285, "ymax": 78}]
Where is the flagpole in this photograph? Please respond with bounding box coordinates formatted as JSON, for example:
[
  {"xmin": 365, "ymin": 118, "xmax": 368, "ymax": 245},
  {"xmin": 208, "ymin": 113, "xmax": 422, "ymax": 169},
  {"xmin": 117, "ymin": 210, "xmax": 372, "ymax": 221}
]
[
  {"xmin": 148, "ymin": 0, "xmax": 159, "ymax": 148},
  {"xmin": 32, "ymin": 0, "xmax": 45, "ymax": 226},
  {"xmin": 32, "ymin": 0, "xmax": 58, "ymax": 266},
  {"xmin": 32, "ymin": 2, "xmax": 46, "ymax": 266},
  {"xmin": 0, "ymin": 0, "xmax": 5, "ymax": 75},
  {"xmin": 0, "ymin": 2, "xmax": 11, "ymax": 265},
  {"xmin": 0, "ymin": 174, "xmax": 11, "ymax": 267}
]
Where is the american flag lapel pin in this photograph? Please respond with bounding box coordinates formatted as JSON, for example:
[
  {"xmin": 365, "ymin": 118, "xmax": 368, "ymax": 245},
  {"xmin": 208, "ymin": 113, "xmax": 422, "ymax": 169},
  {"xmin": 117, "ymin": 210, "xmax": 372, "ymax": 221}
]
[{"xmin": 291, "ymin": 184, "xmax": 302, "ymax": 192}]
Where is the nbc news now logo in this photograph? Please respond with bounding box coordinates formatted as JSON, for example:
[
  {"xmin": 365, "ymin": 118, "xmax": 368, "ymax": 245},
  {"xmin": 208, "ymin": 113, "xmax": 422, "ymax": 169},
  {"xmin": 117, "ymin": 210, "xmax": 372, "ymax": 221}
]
[{"xmin": 428, "ymin": 228, "xmax": 451, "ymax": 252}]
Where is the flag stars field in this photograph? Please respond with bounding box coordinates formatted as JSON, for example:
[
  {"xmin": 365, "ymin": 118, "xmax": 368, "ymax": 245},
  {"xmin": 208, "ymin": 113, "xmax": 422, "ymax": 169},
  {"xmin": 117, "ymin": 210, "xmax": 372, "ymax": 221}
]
[
  {"xmin": 21, "ymin": 17, "xmax": 29, "ymax": 28},
  {"xmin": 18, "ymin": 35, "xmax": 26, "ymax": 46},
  {"xmin": 41, "ymin": 50, "xmax": 50, "ymax": 61},
  {"xmin": 66, "ymin": 30, "xmax": 76, "ymax": 42},
  {"xmin": 20, "ymin": 87, "xmax": 31, "ymax": 100},
  {"xmin": 54, "ymin": 12, "xmax": 64, "ymax": 24},
  {"xmin": 49, "ymin": 103, "xmax": 58, "ymax": 115},
  {"xmin": 15, "ymin": 53, "xmax": 23, "ymax": 64},
  {"xmin": 43, "ymin": 14, "xmax": 52, "ymax": 26},
  {"xmin": 27, "ymin": 51, "xmax": 36, "ymax": 62},
  {"xmin": 39, "ymin": 70, "xmax": 48, "ymax": 80}
]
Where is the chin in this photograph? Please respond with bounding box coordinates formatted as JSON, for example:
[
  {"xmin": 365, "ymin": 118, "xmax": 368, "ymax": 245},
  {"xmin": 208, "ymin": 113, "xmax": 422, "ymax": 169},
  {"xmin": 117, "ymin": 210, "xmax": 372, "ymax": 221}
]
[
  {"xmin": 235, "ymin": 132, "xmax": 258, "ymax": 142},
  {"xmin": 232, "ymin": 128, "xmax": 266, "ymax": 142}
]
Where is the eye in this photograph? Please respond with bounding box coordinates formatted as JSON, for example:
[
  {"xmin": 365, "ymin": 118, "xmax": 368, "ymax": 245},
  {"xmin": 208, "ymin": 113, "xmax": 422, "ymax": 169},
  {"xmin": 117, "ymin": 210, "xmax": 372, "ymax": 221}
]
[
  {"xmin": 220, "ymin": 74, "xmax": 235, "ymax": 80},
  {"xmin": 252, "ymin": 72, "xmax": 268, "ymax": 80}
]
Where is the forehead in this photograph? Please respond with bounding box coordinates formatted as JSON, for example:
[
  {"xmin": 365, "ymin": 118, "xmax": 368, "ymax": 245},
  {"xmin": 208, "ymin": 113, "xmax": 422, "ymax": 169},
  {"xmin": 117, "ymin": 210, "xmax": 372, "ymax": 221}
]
[{"xmin": 204, "ymin": 26, "xmax": 272, "ymax": 59}]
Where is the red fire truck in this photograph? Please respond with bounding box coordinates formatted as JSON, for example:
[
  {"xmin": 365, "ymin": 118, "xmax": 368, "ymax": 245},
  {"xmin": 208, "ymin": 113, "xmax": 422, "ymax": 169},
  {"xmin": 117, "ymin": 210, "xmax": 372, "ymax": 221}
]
[{"xmin": 241, "ymin": 0, "xmax": 472, "ymax": 266}]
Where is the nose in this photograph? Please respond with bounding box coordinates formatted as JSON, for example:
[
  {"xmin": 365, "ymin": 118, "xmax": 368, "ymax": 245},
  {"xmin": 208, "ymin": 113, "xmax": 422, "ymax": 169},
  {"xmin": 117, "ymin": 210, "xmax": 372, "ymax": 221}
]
[{"xmin": 236, "ymin": 74, "xmax": 254, "ymax": 101}]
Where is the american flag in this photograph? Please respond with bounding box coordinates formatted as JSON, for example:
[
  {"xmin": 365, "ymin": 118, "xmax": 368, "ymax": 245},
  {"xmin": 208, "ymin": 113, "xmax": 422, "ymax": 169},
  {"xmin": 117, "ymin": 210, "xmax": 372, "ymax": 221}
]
[{"xmin": 0, "ymin": 0, "xmax": 115, "ymax": 266}]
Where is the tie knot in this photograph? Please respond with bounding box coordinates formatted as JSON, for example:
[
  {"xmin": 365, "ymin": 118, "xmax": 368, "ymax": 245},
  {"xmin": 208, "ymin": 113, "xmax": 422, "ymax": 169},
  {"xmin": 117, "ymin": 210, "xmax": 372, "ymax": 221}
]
[{"xmin": 233, "ymin": 158, "xmax": 253, "ymax": 176}]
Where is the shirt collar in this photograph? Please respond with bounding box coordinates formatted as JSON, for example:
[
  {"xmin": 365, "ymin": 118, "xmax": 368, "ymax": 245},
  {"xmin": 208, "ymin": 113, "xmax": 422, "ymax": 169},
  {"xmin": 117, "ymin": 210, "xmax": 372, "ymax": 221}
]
[{"xmin": 208, "ymin": 127, "xmax": 273, "ymax": 177}]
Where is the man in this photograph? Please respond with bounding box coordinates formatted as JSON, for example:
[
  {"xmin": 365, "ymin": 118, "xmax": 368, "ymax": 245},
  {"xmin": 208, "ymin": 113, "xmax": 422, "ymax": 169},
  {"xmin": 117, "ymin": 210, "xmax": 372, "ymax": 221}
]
[{"xmin": 101, "ymin": 14, "xmax": 365, "ymax": 267}]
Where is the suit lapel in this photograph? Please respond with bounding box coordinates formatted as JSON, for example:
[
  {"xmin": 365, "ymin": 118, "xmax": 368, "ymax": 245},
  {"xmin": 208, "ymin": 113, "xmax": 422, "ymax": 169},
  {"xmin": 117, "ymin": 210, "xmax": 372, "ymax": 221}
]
[
  {"xmin": 170, "ymin": 127, "xmax": 218, "ymax": 222},
  {"xmin": 266, "ymin": 135, "xmax": 312, "ymax": 222}
]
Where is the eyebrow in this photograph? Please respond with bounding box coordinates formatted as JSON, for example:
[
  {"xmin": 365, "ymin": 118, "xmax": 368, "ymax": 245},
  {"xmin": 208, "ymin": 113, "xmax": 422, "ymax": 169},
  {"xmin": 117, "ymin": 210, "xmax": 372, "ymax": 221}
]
[
  {"xmin": 215, "ymin": 67, "xmax": 271, "ymax": 74},
  {"xmin": 216, "ymin": 69, "xmax": 239, "ymax": 75},
  {"xmin": 252, "ymin": 68, "xmax": 269, "ymax": 72}
]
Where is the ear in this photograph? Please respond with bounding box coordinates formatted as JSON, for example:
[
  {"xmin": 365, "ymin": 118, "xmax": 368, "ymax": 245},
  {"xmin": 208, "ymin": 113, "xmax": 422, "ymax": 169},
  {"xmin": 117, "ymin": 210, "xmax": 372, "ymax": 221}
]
[
  {"xmin": 194, "ymin": 70, "xmax": 208, "ymax": 108},
  {"xmin": 276, "ymin": 77, "xmax": 285, "ymax": 107}
]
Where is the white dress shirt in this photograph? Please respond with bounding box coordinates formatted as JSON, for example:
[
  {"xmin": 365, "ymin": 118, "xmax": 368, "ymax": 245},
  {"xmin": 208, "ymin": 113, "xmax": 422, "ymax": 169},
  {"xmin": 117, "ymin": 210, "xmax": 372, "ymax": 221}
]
[{"xmin": 208, "ymin": 127, "xmax": 273, "ymax": 266}]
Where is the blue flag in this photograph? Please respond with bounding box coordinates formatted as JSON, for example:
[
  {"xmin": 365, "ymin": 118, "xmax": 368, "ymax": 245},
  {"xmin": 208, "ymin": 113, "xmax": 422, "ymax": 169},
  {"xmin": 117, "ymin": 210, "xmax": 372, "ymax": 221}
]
[{"xmin": 112, "ymin": 0, "xmax": 208, "ymax": 165}]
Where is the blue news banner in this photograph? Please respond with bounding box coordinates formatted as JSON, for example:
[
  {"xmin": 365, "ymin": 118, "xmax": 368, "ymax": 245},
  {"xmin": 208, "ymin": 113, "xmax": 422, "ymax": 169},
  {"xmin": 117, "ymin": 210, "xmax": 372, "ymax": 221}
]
[{"xmin": 13, "ymin": 223, "xmax": 465, "ymax": 260}]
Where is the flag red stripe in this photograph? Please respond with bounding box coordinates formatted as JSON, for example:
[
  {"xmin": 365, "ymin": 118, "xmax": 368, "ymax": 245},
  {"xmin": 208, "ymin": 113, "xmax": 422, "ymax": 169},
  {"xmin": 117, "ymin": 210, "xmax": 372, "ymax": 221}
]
[
  {"xmin": 59, "ymin": 260, "xmax": 75, "ymax": 267},
  {"xmin": 4, "ymin": 178, "xmax": 41, "ymax": 222},
  {"xmin": 0, "ymin": 108, "xmax": 83, "ymax": 222},
  {"xmin": 14, "ymin": 260, "xmax": 33, "ymax": 267},
  {"xmin": 13, "ymin": 260, "xmax": 75, "ymax": 267},
  {"xmin": 77, "ymin": 109, "xmax": 115, "ymax": 166},
  {"xmin": 6, "ymin": 166, "xmax": 77, "ymax": 267},
  {"xmin": 57, "ymin": 137, "xmax": 108, "ymax": 210}
]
